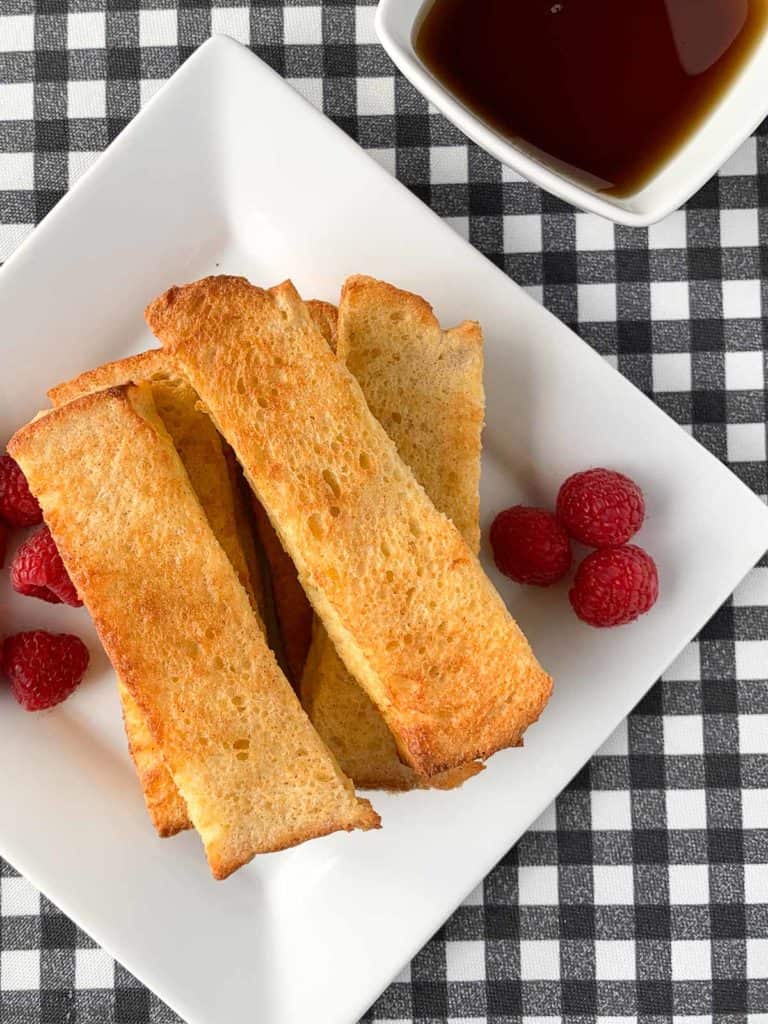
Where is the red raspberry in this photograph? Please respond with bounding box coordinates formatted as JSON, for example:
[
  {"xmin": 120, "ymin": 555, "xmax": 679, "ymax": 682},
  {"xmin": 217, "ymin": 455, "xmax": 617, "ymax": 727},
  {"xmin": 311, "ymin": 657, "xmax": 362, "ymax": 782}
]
[
  {"xmin": 0, "ymin": 455, "xmax": 42, "ymax": 528},
  {"xmin": 557, "ymin": 468, "xmax": 644, "ymax": 548},
  {"xmin": 570, "ymin": 544, "xmax": 658, "ymax": 627},
  {"xmin": 0, "ymin": 521, "xmax": 7, "ymax": 569},
  {"xmin": 10, "ymin": 526, "xmax": 82, "ymax": 607},
  {"xmin": 1, "ymin": 631, "xmax": 89, "ymax": 711},
  {"xmin": 490, "ymin": 506, "xmax": 572, "ymax": 586}
]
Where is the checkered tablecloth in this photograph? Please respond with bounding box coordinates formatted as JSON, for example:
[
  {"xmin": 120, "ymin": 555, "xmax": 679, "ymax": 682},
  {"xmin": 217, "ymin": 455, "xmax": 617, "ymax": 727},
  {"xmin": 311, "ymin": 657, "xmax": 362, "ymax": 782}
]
[{"xmin": 1, "ymin": 3, "xmax": 767, "ymax": 1022}]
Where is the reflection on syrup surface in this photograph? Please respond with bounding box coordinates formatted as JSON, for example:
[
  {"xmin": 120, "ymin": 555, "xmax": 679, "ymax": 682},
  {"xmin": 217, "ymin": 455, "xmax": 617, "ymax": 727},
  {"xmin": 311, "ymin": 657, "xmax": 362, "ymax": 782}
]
[{"xmin": 415, "ymin": 0, "xmax": 768, "ymax": 196}]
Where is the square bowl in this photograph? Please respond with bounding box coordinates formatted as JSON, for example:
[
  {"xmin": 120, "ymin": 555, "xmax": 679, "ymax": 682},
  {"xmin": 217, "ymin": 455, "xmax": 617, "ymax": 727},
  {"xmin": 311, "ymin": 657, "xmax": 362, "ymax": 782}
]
[
  {"xmin": 1, "ymin": 35, "xmax": 768, "ymax": 1024},
  {"xmin": 376, "ymin": 0, "xmax": 768, "ymax": 225}
]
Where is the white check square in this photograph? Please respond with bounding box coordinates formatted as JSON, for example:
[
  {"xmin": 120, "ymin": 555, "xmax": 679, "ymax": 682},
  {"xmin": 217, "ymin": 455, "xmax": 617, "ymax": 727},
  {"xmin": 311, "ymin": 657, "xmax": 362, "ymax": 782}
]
[
  {"xmin": 663, "ymin": 643, "xmax": 700, "ymax": 682},
  {"xmin": 742, "ymin": 789, "xmax": 768, "ymax": 829},
  {"xmin": 740, "ymin": 715, "xmax": 768, "ymax": 754},
  {"xmin": 666, "ymin": 789, "xmax": 707, "ymax": 830},
  {"xmin": 520, "ymin": 940, "xmax": 560, "ymax": 980},
  {"xmin": 648, "ymin": 211, "xmax": 687, "ymax": 249},
  {"xmin": 669, "ymin": 864, "xmax": 709, "ymax": 905},
  {"xmin": 736, "ymin": 641, "xmax": 768, "ymax": 679},
  {"xmin": 0, "ymin": 83, "xmax": 33, "ymax": 121},
  {"xmin": 733, "ymin": 567, "xmax": 768, "ymax": 606},
  {"xmin": 593, "ymin": 865, "xmax": 635, "ymax": 905},
  {"xmin": 504, "ymin": 214, "xmax": 542, "ymax": 254},
  {"xmin": 671, "ymin": 940, "xmax": 711, "ymax": 980},
  {"xmin": 0, "ymin": 950, "xmax": 40, "ymax": 991},
  {"xmin": 0, "ymin": 877, "xmax": 40, "ymax": 917},
  {"xmin": 67, "ymin": 12, "xmax": 106, "ymax": 49},
  {"xmin": 745, "ymin": 864, "xmax": 768, "ymax": 904},
  {"xmin": 139, "ymin": 10, "xmax": 178, "ymax": 47},
  {"xmin": 722, "ymin": 280, "xmax": 762, "ymax": 319},
  {"xmin": 727, "ymin": 423, "xmax": 766, "ymax": 464},
  {"xmin": 518, "ymin": 865, "xmax": 559, "ymax": 905},
  {"xmin": 75, "ymin": 948, "xmax": 115, "ymax": 990},
  {"xmin": 0, "ymin": 15, "xmax": 34, "ymax": 52},
  {"xmin": 664, "ymin": 715, "xmax": 704, "ymax": 755},
  {"xmin": 720, "ymin": 209, "xmax": 760, "ymax": 248},
  {"xmin": 595, "ymin": 940, "xmax": 636, "ymax": 980},
  {"xmin": 355, "ymin": 6, "xmax": 378, "ymax": 44},
  {"xmin": 720, "ymin": 137, "xmax": 758, "ymax": 176},
  {"xmin": 578, "ymin": 283, "xmax": 617, "ymax": 323},
  {"xmin": 284, "ymin": 7, "xmax": 322, "ymax": 46},
  {"xmin": 725, "ymin": 350, "xmax": 764, "ymax": 391},
  {"xmin": 445, "ymin": 941, "xmax": 485, "ymax": 982},
  {"xmin": 0, "ymin": 153, "xmax": 33, "ymax": 191},
  {"xmin": 591, "ymin": 790, "xmax": 632, "ymax": 830},
  {"xmin": 357, "ymin": 77, "xmax": 395, "ymax": 116},
  {"xmin": 575, "ymin": 213, "xmax": 614, "ymax": 251},
  {"xmin": 747, "ymin": 940, "xmax": 768, "ymax": 979},
  {"xmin": 653, "ymin": 352, "xmax": 691, "ymax": 393},
  {"xmin": 651, "ymin": 281, "xmax": 690, "ymax": 321},
  {"xmin": 68, "ymin": 80, "xmax": 107, "ymax": 119},
  {"xmin": 431, "ymin": 146, "xmax": 468, "ymax": 185},
  {"xmin": 210, "ymin": 8, "xmax": 250, "ymax": 45}
]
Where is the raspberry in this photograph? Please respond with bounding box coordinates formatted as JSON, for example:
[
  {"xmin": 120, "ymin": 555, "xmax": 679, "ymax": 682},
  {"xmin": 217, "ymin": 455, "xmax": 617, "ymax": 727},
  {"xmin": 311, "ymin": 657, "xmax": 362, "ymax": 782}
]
[
  {"xmin": 1, "ymin": 631, "xmax": 89, "ymax": 711},
  {"xmin": 0, "ymin": 521, "xmax": 6, "ymax": 569},
  {"xmin": 490, "ymin": 506, "xmax": 572, "ymax": 586},
  {"xmin": 557, "ymin": 468, "xmax": 644, "ymax": 548},
  {"xmin": 569, "ymin": 544, "xmax": 658, "ymax": 627},
  {"xmin": 10, "ymin": 526, "xmax": 82, "ymax": 607},
  {"xmin": 0, "ymin": 455, "xmax": 42, "ymax": 528}
]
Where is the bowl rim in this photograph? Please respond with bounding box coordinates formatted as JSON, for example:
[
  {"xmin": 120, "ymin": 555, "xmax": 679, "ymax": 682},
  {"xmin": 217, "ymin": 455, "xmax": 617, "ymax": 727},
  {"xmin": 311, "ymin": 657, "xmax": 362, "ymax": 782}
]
[{"xmin": 376, "ymin": 0, "xmax": 768, "ymax": 226}]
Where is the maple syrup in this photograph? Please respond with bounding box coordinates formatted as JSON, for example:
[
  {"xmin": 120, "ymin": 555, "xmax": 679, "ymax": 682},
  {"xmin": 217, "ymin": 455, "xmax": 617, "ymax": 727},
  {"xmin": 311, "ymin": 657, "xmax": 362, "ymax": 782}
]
[{"xmin": 415, "ymin": 0, "xmax": 768, "ymax": 196}]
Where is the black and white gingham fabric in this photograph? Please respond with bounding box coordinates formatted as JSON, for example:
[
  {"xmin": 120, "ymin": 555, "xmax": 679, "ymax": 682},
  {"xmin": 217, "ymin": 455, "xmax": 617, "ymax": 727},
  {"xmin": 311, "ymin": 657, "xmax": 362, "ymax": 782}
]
[{"xmin": 1, "ymin": 4, "xmax": 767, "ymax": 1022}]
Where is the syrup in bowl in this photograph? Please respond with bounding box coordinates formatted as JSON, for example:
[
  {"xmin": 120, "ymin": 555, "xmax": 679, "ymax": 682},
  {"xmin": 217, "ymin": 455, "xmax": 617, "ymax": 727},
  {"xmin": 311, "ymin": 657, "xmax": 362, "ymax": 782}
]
[{"xmin": 415, "ymin": 0, "xmax": 768, "ymax": 196}]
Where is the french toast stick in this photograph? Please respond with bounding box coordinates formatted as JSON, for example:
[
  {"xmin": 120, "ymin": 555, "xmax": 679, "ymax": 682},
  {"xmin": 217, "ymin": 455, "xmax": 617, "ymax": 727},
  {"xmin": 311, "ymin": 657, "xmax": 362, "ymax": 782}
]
[
  {"xmin": 249, "ymin": 299, "xmax": 337, "ymax": 686},
  {"xmin": 10, "ymin": 386, "xmax": 379, "ymax": 878},
  {"xmin": 146, "ymin": 276, "xmax": 553, "ymax": 777},
  {"xmin": 302, "ymin": 276, "xmax": 485, "ymax": 790},
  {"xmin": 50, "ymin": 351, "xmax": 265, "ymax": 836}
]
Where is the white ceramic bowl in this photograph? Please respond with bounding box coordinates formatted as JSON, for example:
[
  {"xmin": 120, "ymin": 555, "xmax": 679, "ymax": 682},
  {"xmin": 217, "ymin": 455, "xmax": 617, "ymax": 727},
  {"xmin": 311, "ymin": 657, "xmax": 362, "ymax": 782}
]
[{"xmin": 376, "ymin": 0, "xmax": 768, "ymax": 225}]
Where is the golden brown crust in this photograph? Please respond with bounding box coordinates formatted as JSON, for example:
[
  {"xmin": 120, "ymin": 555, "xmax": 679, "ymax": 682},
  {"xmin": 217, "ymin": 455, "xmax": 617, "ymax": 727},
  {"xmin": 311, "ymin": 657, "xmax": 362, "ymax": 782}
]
[
  {"xmin": 9, "ymin": 386, "xmax": 379, "ymax": 879},
  {"xmin": 47, "ymin": 350, "xmax": 169, "ymax": 407},
  {"xmin": 48, "ymin": 352, "xmax": 268, "ymax": 837},
  {"xmin": 146, "ymin": 276, "xmax": 552, "ymax": 777},
  {"xmin": 120, "ymin": 682, "xmax": 190, "ymax": 836},
  {"xmin": 302, "ymin": 276, "xmax": 486, "ymax": 790}
]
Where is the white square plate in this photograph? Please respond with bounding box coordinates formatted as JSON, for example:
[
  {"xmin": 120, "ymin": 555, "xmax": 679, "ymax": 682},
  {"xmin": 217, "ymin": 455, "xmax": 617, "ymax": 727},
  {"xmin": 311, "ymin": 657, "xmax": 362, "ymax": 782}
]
[{"xmin": 0, "ymin": 36, "xmax": 766, "ymax": 1024}]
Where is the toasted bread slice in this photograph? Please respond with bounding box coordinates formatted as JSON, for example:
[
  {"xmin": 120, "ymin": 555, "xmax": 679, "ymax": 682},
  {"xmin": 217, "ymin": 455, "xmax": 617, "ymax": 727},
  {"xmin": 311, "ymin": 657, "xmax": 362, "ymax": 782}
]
[
  {"xmin": 50, "ymin": 351, "xmax": 266, "ymax": 836},
  {"xmin": 147, "ymin": 276, "xmax": 552, "ymax": 777},
  {"xmin": 10, "ymin": 386, "xmax": 379, "ymax": 879},
  {"xmin": 249, "ymin": 299, "xmax": 338, "ymax": 686},
  {"xmin": 302, "ymin": 276, "xmax": 485, "ymax": 789},
  {"xmin": 119, "ymin": 684, "xmax": 190, "ymax": 836}
]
